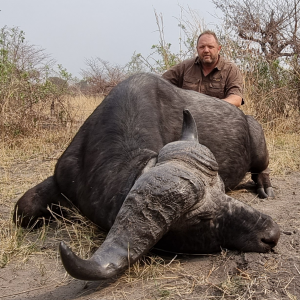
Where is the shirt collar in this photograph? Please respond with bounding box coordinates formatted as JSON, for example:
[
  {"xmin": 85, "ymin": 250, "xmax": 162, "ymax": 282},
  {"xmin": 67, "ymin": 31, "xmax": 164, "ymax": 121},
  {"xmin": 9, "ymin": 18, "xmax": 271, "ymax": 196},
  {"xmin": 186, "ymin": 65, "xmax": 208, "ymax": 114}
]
[{"xmin": 215, "ymin": 55, "xmax": 225, "ymax": 70}]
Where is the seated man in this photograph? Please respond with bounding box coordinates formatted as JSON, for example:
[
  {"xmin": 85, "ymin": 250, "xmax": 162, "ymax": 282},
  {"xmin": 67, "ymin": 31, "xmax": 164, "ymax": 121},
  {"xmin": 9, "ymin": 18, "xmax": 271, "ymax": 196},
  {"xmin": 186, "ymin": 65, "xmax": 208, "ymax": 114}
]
[{"xmin": 162, "ymin": 30, "xmax": 243, "ymax": 107}]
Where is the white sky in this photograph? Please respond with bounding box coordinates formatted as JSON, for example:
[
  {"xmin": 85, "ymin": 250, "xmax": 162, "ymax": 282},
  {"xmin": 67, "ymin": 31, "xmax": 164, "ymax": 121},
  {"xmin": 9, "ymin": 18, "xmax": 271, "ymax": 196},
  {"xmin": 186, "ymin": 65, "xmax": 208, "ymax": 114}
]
[{"xmin": 0, "ymin": 0, "xmax": 221, "ymax": 78}]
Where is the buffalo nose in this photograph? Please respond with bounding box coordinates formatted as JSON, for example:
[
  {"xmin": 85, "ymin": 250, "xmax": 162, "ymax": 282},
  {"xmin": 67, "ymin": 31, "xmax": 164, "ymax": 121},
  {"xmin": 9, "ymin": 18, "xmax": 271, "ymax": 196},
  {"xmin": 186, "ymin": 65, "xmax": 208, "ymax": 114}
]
[{"xmin": 261, "ymin": 224, "xmax": 280, "ymax": 248}]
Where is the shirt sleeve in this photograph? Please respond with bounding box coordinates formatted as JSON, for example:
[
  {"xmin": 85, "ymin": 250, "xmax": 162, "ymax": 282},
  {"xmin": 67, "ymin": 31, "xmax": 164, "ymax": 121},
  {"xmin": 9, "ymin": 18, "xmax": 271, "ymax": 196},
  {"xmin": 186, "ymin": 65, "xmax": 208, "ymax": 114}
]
[
  {"xmin": 162, "ymin": 62, "xmax": 185, "ymax": 88},
  {"xmin": 225, "ymin": 64, "xmax": 244, "ymax": 101}
]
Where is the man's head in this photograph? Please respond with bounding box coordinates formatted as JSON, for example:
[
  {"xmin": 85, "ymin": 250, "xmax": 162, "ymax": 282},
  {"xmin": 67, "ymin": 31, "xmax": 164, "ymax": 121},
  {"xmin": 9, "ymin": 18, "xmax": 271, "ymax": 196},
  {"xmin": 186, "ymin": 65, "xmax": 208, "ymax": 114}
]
[{"xmin": 197, "ymin": 30, "xmax": 221, "ymax": 67}]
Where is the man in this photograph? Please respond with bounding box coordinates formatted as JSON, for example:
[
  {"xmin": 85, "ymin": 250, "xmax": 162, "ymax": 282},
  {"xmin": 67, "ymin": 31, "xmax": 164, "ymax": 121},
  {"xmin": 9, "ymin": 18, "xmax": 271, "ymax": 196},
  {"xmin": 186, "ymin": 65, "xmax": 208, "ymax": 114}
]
[{"xmin": 162, "ymin": 30, "xmax": 243, "ymax": 107}]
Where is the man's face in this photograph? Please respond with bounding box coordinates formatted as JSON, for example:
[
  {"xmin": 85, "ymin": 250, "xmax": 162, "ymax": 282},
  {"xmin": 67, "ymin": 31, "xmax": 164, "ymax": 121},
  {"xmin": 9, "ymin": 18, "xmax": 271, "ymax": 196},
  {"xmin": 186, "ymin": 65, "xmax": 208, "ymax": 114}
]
[{"xmin": 197, "ymin": 34, "xmax": 221, "ymax": 66}]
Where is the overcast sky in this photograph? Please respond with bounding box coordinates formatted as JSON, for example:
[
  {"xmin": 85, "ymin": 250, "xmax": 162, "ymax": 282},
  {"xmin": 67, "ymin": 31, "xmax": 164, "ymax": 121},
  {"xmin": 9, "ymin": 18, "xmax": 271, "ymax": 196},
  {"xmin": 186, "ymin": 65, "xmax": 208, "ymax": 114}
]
[{"xmin": 0, "ymin": 1, "xmax": 222, "ymax": 78}]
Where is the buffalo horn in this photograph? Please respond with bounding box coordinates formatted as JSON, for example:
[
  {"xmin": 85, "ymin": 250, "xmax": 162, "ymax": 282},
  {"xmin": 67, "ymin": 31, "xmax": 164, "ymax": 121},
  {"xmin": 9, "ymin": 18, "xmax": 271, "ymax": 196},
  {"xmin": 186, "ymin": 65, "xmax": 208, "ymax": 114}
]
[{"xmin": 180, "ymin": 109, "xmax": 199, "ymax": 142}]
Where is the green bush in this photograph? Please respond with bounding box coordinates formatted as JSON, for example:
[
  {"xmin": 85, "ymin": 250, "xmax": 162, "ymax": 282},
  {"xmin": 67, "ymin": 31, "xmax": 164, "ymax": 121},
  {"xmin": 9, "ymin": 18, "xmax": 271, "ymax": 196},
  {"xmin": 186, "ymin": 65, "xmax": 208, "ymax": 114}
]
[{"xmin": 0, "ymin": 26, "xmax": 73, "ymax": 137}]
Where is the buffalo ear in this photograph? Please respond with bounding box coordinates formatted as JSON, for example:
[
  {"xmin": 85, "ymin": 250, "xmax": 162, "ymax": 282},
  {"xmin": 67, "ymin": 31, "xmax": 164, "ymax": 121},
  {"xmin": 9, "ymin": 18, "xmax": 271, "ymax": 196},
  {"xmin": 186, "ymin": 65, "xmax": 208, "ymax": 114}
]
[{"xmin": 180, "ymin": 109, "xmax": 199, "ymax": 142}]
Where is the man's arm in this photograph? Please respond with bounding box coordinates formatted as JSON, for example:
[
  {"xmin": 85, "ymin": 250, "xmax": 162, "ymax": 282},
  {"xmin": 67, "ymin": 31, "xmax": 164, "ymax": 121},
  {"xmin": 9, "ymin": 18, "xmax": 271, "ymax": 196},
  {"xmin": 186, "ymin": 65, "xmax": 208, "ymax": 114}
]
[
  {"xmin": 224, "ymin": 63, "xmax": 244, "ymax": 107},
  {"xmin": 223, "ymin": 94, "xmax": 243, "ymax": 107},
  {"xmin": 162, "ymin": 61, "xmax": 187, "ymax": 88}
]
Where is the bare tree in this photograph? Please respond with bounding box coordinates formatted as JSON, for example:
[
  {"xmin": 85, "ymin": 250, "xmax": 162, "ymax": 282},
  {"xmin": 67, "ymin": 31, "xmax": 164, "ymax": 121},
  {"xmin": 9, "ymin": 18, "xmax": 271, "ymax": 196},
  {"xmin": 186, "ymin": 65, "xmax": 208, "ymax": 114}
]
[
  {"xmin": 211, "ymin": 0, "xmax": 300, "ymax": 115},
  {"xmin": 81, "ymin": 58, "xmax": 126, "ymax": 96},
  {"xmin": 0, "ymin": 26, "xmax": 55, "ymax": 82},
  {"xmin": 213, "ymin": 0, "xmax": 300, "ymax": 60}
]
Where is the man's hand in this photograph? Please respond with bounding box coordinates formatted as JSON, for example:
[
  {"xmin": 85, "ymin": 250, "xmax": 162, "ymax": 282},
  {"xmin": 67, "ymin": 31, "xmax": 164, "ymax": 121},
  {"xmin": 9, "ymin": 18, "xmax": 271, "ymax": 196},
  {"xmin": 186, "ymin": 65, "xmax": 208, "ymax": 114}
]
[{"xmin": 223, "ymin": 95, "xmax": 243, "ymax": 107}]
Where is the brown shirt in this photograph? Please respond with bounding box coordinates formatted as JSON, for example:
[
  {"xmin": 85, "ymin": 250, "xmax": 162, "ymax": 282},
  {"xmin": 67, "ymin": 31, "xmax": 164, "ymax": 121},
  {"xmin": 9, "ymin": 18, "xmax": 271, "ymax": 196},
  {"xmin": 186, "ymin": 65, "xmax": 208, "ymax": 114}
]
[{"xmin": 162, "ymin": 56, "xmax": 243, "ymax": 101}]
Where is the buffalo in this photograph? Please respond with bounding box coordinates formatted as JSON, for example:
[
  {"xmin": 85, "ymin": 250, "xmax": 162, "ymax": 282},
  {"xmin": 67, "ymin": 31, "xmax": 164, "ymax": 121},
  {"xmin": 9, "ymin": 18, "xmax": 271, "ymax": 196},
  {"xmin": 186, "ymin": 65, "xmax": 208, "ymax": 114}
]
[{"xmin": 14, "ymin": 73, "xmax": 280, "ymax": 281}]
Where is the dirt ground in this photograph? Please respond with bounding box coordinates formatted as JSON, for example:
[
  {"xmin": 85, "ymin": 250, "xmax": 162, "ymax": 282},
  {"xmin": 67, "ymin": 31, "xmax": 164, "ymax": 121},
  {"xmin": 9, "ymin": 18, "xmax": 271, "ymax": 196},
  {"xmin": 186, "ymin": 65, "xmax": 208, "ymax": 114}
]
[{"xmin": 1, "ymin": 163, "xmax": 300, "ymax": 299}]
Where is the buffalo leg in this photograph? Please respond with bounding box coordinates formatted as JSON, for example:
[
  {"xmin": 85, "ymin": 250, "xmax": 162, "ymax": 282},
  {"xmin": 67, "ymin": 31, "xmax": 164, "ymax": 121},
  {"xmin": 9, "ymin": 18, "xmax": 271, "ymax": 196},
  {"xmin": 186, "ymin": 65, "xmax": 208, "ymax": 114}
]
[
  {"xmin": 246, "ymin": 116, "xmax": 274, "ymax": 198},
  {"xmin": 14, "ymin": 176, "xmax": 69, "ymax": 227},
  {"xmin": 251, "ymin": 169, "xmax": 275, "ymax": 198}
]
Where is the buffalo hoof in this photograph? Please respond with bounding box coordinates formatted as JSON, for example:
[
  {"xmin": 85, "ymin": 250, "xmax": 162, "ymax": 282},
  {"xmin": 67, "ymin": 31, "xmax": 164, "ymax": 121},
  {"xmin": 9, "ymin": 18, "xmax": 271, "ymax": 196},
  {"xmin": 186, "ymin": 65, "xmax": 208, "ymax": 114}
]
[{"xmin": 257, "ymin": 186, "xmax": 275, "ymax": 199}]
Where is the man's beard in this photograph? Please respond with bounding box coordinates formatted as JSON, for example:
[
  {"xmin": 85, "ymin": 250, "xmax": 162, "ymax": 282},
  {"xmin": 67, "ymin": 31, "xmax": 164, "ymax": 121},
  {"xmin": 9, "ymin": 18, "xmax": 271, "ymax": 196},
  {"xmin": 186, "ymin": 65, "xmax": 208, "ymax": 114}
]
[{"xmin": 199, "ymin": 54, "xmax": 218, "ymax": 66}]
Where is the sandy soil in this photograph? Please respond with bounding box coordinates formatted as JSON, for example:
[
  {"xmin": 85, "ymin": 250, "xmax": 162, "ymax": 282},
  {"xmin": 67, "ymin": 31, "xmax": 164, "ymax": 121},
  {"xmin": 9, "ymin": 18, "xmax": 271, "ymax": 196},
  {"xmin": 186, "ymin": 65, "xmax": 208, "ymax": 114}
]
[{"xmin": 1, "ymin": 169, "xmax": 300, "ymax": 299}]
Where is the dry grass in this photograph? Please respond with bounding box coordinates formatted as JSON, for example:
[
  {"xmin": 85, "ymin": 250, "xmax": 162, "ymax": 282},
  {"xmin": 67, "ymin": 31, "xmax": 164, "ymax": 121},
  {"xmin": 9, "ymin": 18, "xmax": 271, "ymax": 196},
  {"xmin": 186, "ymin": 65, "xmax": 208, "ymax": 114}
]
[
  {"xmin": 0, "ymin": 94, "xmax": 299, "ymax": 299},
  {"xmin": 266, "ymin": 131, "xmax": 300, "ymax": 175},
  {"xmin": 0, "ymin": 95, "xmax": 103, "ymax": 267}
]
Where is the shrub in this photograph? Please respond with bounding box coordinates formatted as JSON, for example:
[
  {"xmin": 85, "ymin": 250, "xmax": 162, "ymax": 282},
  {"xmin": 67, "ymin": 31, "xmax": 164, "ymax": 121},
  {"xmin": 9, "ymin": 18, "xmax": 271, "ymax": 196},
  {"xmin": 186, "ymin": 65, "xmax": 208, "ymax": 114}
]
[{"xmin": 0, "ymin": 26, "xmax": 74, "ymax": 137}]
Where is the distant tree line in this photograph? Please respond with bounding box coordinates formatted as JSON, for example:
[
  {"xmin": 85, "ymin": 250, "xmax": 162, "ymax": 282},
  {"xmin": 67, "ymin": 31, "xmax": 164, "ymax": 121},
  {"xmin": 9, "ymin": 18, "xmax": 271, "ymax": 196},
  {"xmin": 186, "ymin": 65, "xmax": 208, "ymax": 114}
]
[{"xmin": 1, "ymin": 0, "xmax": 300, "ymax": 137}]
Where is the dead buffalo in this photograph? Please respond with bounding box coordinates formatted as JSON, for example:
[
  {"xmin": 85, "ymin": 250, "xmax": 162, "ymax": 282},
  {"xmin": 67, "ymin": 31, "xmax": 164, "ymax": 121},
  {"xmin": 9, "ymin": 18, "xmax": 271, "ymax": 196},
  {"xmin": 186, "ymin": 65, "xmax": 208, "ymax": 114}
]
[{"xmin": 14, "ymin": 73, "xmax": 280, "ymax": 281}]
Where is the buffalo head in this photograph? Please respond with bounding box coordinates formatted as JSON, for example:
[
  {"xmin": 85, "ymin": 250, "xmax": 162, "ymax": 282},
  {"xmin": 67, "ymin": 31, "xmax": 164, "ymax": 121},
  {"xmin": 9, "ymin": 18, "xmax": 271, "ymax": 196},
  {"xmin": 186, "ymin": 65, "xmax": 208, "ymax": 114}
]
[{"xmin": 59, "ymin": 110, "xmax": 280, "ymax": 281}]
